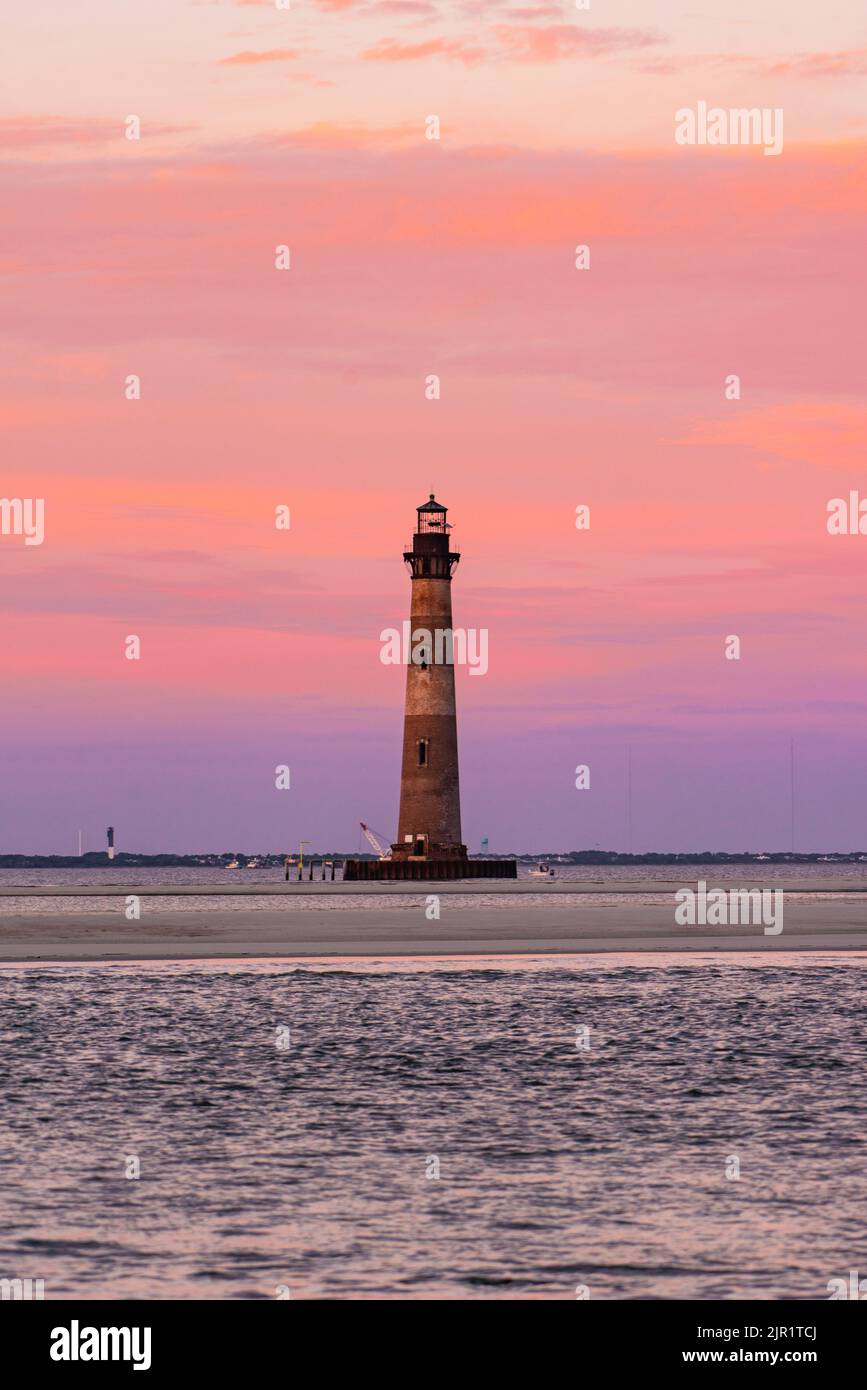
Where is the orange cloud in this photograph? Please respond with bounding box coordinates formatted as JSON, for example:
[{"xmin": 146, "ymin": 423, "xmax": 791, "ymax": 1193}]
[
  {"xmin": 218, "ymin": 49, "xmax": 303, "ymax": 66},
  {"xmin": 506, "ymin": 5, "xmax": 563, "ymax": 17},
  {"xmin": 362, "ymin": 37, "xmax": 486, "ymax": 64},
  {"xmin": 265, "ymin": 119, "xmax": 421, "ymax": 148},
  {"xmin": 685, "ymin": 402, "xmax": 867, "ymax": 474},
  {"xmin": 371, "ymin": 0, "xmax": 438, "ymax": 12}
]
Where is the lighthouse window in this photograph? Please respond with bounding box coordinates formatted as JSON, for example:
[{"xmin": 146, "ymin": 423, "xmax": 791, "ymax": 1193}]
[{"xmin": 418, "ymin": 740, "xmax": 429, "ymax": 767}]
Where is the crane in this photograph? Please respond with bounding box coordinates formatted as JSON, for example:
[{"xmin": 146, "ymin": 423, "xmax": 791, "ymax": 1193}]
[{"xmin": 359, "ymin": 822, "xmax": 392, "ymax": 860}]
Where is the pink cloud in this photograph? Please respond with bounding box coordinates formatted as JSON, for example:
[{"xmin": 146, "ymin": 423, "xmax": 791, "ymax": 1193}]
[
  {"xmin": 493, "ymin": 23, "xmax": 664, "ymax": 63},
  {"xmin": 0, "ymin": 116, "xmax": 190, "ymax": 149},
  {"xmin": 765, "ymin": 48, "xmax": 867, "ymax": 78},
  {"xmin": 371, "ymin": 1, "xmax": 438, "ymax": 13},
  {"xmin": 1, "ymin": 138, "xmax": 864, "ymax": 464},
  {"xmin": 639, "ymin": 46, "xmax": 867, "ymax": 80},
  {"xmin": 235, "ymin": 0, "xmax": 353, "ymax": 6},
  {"xmin": 362, "ymin": 22, "xmax": 664, "ymax": 65}
]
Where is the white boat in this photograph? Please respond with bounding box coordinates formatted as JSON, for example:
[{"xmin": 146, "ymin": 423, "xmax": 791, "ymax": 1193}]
[{"xmin": 528, "ymin": 864, "xmax": 555, "ymax": 878}]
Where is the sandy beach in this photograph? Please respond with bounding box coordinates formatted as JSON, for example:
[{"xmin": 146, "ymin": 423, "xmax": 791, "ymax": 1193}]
[{"xmin": 1, "ymin": 887, "xmax": 866, "ymax": 961}]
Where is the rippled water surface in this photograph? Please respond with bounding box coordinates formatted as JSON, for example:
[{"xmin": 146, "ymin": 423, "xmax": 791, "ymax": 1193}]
[
  {"xmin": 4, "ymin": 862, "xmax": 866, "ymax": 914},
  {"xmin": 1, "ymin": 956, "xmax": 865, "ymax": 1299}
]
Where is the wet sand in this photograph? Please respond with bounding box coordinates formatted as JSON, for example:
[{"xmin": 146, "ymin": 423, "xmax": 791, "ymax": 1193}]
[
  {"xmin": 3, "ymin": 876, "xmax": 867, "ymax": 897},
  {"xmin": 1, "ymin": 897, "xmax": 866, "ymax": 961}
]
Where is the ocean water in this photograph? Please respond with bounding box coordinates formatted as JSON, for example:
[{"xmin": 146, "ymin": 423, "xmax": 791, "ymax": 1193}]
[
  {"xmin": 1, "ymin": 955, "xmax": 865, "ymax": 1300},
  {"xmin": 3, "ymin": 861, "xmax": 866, "ymax": 915}
]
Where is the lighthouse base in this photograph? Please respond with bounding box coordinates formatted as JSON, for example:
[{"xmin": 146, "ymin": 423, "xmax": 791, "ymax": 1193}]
[{"xmin": 342, "ymin": 858, "xmax": 517, "ymax": 882}]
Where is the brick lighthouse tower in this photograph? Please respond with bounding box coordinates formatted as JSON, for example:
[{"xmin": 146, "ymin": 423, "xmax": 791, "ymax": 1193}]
[
  {"xmin": 392, "ymin": 494, "xmax": 465, "ymax": 865},
  {"xmin": 343, "ymin": 494, "xmax": 515, "ymax": 881}
]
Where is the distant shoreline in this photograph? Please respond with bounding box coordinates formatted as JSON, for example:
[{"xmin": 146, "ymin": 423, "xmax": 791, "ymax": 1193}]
[{"xmin": 2, "ymin": 852, "xmax": 866, "ymax": 869}]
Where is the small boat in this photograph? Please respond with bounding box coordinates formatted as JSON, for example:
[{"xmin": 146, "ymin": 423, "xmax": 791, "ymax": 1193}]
[
  {"xmin": 528, "ymin": 864, "xmax": 556, "ymax": 878},
  {"xmin": 227, "ymin": 860, "xmax": 240, "ymax": 870}
]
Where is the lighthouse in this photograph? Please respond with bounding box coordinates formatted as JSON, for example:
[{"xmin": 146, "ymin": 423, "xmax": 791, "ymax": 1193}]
[
  {"xmin": 342, "ymin": 494, "xmax": 515, "ymax": 881},
  {"xmin": 392, "ymin": 494, "xmax": 465, "ymax": 863}
]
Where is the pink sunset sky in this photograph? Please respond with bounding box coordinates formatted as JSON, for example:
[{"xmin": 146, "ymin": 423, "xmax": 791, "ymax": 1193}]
[{"xmin": 2, "ymin": 0, "xmax": 866, "ymax": 854}]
